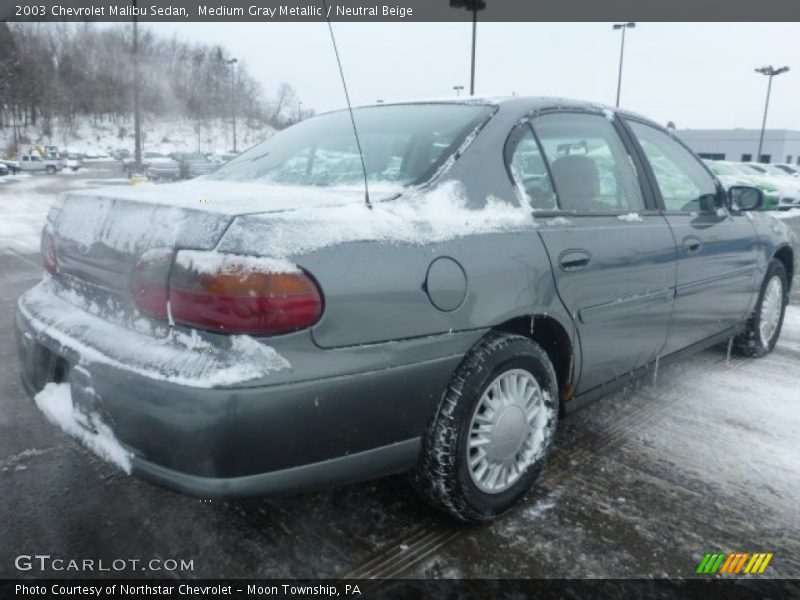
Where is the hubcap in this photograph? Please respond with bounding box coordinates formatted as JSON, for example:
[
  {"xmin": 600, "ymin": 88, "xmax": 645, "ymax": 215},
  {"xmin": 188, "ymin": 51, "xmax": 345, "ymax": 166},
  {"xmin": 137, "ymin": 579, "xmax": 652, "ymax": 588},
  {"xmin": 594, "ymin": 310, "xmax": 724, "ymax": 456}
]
[
  {"xmin": 759, "ymin": 275, "xmax": 783, "ymax": 346},
  {"xmin": 467, "ymin": 368, "xmax": 549, "ymax": 494}
]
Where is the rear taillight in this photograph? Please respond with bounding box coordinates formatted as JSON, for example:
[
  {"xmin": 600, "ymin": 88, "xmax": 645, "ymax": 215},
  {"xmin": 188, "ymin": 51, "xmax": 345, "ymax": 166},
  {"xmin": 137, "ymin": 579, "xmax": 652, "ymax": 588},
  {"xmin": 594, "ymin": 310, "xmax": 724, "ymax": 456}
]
[
  {"xmin": 131, "ymin": 249, "xmax": 173, "ymax": 320},
  {"xmin": 41, "ymin": 231, "xmax": 59, "ymax": 276},
  {"xmin": 132, "ymin": 251, "xmax": 323, "ymax": 335}
]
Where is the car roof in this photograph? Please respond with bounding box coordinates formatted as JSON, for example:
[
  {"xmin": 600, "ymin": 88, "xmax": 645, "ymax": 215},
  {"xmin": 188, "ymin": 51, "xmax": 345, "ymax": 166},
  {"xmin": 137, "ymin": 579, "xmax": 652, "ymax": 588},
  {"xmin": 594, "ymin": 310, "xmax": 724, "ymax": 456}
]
[{"xmin": 342, "ymin": 95, "xmax": 662, "ymax": 129}]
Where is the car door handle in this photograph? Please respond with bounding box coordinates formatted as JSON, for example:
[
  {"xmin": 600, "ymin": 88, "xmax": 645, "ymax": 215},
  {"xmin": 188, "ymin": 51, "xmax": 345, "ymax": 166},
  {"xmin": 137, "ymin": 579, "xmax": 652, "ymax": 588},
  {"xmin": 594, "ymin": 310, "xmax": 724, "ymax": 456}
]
[
  {"xmin": 683, "ymin": 237, "xmax": 703, "ymax": 255},
  {"xmin": 559, "ymin": 249, "xmax": 591, "ymax": 272}
]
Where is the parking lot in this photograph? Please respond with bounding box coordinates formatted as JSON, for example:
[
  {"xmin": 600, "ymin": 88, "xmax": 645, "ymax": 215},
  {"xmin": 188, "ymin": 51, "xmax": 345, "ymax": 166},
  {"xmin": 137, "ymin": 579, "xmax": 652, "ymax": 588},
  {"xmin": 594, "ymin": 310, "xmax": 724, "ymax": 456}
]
[{"xmin": 1, "ymin": 167, "xmax": 799, "ymax": 580}]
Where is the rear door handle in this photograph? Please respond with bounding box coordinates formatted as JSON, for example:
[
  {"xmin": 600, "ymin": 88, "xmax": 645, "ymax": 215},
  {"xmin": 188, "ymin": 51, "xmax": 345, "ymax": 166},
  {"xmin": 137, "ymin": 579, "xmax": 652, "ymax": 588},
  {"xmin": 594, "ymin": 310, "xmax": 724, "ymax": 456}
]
[
  {"xmin": 683, "ymin": 237, "xmax": 703, "ymax": 255},
  {"xmin": 559, "ymin": 249, "xmax": 591, "ymax": 272}
]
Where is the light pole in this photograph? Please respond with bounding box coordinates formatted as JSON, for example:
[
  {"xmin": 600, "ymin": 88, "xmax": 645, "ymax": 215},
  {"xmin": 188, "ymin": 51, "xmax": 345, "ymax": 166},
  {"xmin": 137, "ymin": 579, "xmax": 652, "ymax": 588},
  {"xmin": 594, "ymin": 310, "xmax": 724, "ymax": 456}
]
[
  {"xmin": 453, "ymin": 85, "xmax": 464, "ymax": 97},
  {"xmin": 755, "ymin": 65, "xmax": 789, "ymax": 163},
  {"xmin": 132, "ymin": 0, "xmax": 142, "ymax": 174},
  {"xmin": 450, "ymin": 1, "xmax": 486, "ymax": 96},
  {"xmin": 613, "ymin": 22, "xmax": 635, "ymax": 108},
  {"xmin": 226, "ymin": 57, "xmax": 238, "ymax": 152}
]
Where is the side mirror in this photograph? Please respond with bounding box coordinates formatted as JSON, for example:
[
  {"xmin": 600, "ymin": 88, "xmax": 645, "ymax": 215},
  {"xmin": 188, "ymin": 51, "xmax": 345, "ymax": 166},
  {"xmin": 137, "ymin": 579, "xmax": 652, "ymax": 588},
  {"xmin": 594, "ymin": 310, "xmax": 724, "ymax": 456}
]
[{"xmin": 728, "ymin": 186, "xmax": 763, "ymax": 211}]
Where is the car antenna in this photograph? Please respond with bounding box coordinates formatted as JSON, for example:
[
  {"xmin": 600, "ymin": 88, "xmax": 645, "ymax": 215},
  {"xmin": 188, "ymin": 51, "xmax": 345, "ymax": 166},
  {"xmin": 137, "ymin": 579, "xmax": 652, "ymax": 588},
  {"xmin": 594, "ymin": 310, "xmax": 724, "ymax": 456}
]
[{"xmin": 322, "ymin": 0, "xmax": 372, "ymax": 209}]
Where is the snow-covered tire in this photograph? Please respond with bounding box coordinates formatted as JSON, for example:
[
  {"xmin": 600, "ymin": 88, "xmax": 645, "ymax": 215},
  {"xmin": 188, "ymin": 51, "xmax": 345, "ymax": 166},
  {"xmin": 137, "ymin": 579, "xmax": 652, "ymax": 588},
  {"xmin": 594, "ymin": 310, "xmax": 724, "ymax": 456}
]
[
  {"xmin": 46, "ymin": 165, "xmax": 56, "ymax": 175},
  {"xmin": 411, "ymin": 332, "xmax": 559, "ymax": 522},
  {"xmin": 734, "ymin": 259, "xmax": 788, "ymax": 357}
]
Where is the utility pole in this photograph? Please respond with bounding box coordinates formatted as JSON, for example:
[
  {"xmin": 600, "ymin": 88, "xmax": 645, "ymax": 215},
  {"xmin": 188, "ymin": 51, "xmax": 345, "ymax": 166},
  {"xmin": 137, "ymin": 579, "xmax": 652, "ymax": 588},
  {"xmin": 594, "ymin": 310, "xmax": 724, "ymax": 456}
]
[
  {"xmin": 755, "ymin": 65, "xmax": 790, "ymax": 163},
  {"xmin": 132, "ymin": 0, "xmax": 142, "ymax": 174},
  {"xmin": 613, "ymin": 22, "xmax": 635, "ymax": 108},
  {"xmin": 450, "ymin": 1, "xmax": 486, "ymax": 96}
]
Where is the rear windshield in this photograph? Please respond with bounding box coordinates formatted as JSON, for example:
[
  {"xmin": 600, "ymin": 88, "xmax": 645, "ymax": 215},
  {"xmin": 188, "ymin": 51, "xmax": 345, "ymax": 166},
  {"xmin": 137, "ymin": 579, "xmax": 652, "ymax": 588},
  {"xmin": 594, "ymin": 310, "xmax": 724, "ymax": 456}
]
[{"xmin": 207, "ymin": 104, "xmax": 494, "ymax": 187}]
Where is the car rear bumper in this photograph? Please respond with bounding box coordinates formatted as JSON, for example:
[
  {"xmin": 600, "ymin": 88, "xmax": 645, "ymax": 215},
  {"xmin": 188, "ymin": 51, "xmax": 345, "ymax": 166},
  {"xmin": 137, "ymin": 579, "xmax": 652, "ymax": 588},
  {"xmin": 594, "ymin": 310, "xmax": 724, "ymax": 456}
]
[{"xmin": 16, "ymin": 283, "xmax": 482, "ymax": 498}]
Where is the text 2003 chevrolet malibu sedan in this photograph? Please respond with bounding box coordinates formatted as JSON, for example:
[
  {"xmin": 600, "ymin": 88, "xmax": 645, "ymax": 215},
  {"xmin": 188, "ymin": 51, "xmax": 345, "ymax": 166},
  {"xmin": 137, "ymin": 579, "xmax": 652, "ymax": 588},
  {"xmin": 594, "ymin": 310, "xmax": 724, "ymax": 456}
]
[{"xmin": 16, "ymin": 98, "xmax": 795, "ymax": 522}]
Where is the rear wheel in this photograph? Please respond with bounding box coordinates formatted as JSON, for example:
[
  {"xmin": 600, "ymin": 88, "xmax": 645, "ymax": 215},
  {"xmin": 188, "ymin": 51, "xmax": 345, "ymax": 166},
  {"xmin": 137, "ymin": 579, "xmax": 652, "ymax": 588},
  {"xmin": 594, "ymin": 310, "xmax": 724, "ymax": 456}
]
[
  {"xmin": 735, "ymin": 259, "xmax": 788, "ymax": 357},
  {"xmin": 411, "ymin": 332, "xmax": 559, "ymax": 522}
]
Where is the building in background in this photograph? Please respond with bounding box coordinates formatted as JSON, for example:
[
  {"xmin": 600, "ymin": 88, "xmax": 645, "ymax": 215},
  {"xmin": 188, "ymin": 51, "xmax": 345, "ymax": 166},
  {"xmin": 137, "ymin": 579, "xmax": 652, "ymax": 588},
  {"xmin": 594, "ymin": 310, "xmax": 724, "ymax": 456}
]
[{"xmin": 675, "ymin": 129, "xmax": 800, "ymax": 165}]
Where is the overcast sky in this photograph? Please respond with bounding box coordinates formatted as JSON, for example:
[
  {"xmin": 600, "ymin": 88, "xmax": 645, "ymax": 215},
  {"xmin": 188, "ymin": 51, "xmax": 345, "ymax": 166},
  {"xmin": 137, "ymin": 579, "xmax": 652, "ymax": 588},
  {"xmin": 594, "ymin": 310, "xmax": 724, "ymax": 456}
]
[{"xmin": 147, "ymin": 22, "xmax": 799, "ymax": 130}]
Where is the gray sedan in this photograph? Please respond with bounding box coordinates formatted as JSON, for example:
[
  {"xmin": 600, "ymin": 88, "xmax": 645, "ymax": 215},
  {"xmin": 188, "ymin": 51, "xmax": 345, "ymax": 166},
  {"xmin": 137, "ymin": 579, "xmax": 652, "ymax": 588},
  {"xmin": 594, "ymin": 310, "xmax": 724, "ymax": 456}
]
[{"xmin": 16, "ymin": 98, "xmax": 795, "ymax": 522}]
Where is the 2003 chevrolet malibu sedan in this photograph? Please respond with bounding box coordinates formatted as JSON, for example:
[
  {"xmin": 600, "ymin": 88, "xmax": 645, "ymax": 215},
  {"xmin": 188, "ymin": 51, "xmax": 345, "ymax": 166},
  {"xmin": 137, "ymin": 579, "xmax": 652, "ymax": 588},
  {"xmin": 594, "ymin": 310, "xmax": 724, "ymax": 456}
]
[{"xmin": 16, "ymin": 97, "xmax": 795, "ymax": 522}]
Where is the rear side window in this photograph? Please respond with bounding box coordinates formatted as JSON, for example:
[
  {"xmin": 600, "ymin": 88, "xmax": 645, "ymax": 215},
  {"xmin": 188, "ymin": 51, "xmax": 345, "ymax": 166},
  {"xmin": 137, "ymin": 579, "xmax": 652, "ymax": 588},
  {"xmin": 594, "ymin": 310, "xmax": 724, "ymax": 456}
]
[
  {"xmin": 627, "ymin": 120, "xmax": 719, "ymax": 213},
  {"xmin": 505, "ymin": 125, "xmax": 556, "ymax": 210},
  {"xmin": 209, "ymin": 104, "xmax": 494, "ymax": 189},
  {"xmin": 532, "ymin": 113, "xmax": 644, "ymax": 212}
]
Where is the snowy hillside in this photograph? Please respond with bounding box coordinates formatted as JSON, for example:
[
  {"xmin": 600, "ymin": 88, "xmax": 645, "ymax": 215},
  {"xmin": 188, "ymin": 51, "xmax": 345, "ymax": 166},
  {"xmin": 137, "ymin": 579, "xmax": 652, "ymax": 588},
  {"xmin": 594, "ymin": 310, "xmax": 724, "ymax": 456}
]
[{"xmin": 1, "ymin": 116, "xmax": 275, "ymax": 159}]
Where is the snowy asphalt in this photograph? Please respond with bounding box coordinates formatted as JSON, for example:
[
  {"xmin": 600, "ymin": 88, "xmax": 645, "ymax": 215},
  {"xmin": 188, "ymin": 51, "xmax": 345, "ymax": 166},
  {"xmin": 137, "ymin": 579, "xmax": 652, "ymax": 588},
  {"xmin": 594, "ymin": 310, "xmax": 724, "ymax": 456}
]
[{"xmin": 1, "ymin": 166, "xmax": 799, "ymax": 580}]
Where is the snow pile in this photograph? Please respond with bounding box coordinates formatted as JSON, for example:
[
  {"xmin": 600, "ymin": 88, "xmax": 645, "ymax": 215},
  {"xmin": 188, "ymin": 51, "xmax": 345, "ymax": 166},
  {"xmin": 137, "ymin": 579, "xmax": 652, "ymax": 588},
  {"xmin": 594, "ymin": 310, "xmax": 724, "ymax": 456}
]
[
  {"xmin": 176, "ymin": 250, "xmax": 299, "ymax": 276},
  {"xmin": 546, "ymin": 217, "xmax": 573, "ymax": 227},
  {"xmin": 19, "ymin": 280, "xmax": 291, "ymax": 388},
  {"xmin": 34, "ymin": 382, "xmax": 133, "ymax": 474},
  {"xmin": 617, "ymin": 212, "xmax": 643, "ymax": 223},
  {"xmin": 218, "ymin": 180, "xmax": 535, "ymax": 258}
]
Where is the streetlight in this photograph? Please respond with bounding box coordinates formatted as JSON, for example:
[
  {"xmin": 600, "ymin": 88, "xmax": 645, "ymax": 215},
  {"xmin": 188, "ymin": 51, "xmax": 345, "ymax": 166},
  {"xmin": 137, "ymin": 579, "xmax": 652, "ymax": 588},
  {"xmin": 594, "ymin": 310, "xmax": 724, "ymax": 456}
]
[
  {"xmin": 226, "ymin": 57, "xmax": 238, "ymax": 152},
  {"xmin": 754, "ymin": 65, "xmax": 790, "ymax": 163},
  {"xmin": 132, "ymin": 0, "xmax": 143, "ymax": 174},
  {"xmin": 612, "ymin": 22, "xmax": 635, "ymax": 108},
  {"xmin": 450, "ymin": 0, "xmax": 486, "ymax": 96},
  {"xmin": 453, "ymin": 85, "xmax": 464, "ymax": 97}
]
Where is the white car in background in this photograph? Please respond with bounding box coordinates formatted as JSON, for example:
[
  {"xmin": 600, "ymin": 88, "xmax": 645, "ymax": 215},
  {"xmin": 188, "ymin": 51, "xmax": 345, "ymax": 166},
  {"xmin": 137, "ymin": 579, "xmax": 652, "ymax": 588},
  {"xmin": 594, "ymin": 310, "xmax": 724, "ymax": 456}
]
[
  {"xmin": 774, "ymin": 164, "xmax": 800, "ymax": 178},
  {"xmin": 740, "ymin": 163, "xmax": 800, "ymax": 210}
]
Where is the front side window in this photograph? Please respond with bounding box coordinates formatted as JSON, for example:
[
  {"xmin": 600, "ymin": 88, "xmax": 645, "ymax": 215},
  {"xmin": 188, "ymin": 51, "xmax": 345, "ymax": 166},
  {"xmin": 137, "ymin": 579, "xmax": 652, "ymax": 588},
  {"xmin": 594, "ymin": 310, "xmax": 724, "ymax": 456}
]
[
  {"xmin": 208, "ymin": 104, "xmax": 494, "ymax": 191},
  {"xmin": 627, "ymin": 120, "xmax": 719, "ymax": 213},
  {"xmin": 532, "ymin": 113, "xmax": 644, "ymax": 212}
]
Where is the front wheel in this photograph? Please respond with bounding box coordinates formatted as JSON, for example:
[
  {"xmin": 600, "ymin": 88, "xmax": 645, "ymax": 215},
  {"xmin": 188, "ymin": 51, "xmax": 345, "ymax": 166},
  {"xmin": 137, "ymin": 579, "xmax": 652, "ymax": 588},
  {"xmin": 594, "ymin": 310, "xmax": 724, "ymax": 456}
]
[
  {"xmin": 411, "ymin": 332, "xmax": 559, "ymax": 522},
  {"xmin": 45, "ymin": 165, "xmax": 56, "ymax": 175},
  {"xmin": 735, "ymin": 259, "xmax": 788, "ymax": 357}
]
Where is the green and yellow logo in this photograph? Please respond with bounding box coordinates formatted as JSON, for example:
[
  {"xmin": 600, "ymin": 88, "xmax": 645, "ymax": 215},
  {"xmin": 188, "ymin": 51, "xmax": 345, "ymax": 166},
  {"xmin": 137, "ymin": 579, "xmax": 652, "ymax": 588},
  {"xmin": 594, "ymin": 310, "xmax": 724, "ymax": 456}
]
[{"xmin": 696, "ymin": 552, "xmax": 773, "ymax": 575}]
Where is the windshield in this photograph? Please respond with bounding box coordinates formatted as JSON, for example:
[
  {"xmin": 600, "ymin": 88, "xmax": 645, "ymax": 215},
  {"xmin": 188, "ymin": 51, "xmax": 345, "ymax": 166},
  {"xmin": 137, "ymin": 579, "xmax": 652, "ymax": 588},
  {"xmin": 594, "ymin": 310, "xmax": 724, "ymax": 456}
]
[{"xmin": 208, "ymin": 103, "xmax": 494, "ymax": 188}]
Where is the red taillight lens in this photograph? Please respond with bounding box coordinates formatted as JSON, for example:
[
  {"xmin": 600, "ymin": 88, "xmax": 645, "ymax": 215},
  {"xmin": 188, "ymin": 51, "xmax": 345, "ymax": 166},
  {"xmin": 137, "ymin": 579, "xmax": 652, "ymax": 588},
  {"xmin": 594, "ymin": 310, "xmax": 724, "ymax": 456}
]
[
  {"xmin": 131, "ymin": 249, "xmax": 173, "ymax": 320},
  {"xmin": 133, "ymin": 251, "xmax": 323, "ymax": 335},
  {"xmin": 41, "ymin": 231, "xmax": 59, "ymax": 276}
]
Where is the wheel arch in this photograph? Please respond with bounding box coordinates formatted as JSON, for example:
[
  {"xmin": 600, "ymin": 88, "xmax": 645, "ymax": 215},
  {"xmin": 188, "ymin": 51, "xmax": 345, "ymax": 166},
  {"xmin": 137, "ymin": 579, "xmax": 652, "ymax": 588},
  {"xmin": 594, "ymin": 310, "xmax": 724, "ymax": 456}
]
[
  {"xmin": 492, "ymin": 314, "xmax": 577, "ymax": 405},
  {"xmin": 773, "ymin": 244, "xmax": 794, "ymax": 290}
]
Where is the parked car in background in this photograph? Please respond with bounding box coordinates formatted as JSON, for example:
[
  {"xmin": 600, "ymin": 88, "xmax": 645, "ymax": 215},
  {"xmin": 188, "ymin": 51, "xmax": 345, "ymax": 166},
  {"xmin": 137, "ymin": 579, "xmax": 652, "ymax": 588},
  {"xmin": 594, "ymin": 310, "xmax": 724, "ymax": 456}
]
[
  {"xmin": 0, "ymin": 159, "xmax": 20, "ymax": 174},
  {"xmin": 112, "ymin": 149, "xmax": 132, "ymax": 161},
  {"xmin": 16, "ymin": 98, "xmax": 795, "ymax": 522},
  {"xmin": 705, "ymin": 161, "xmax": 780, "ymax": 210},
  {"xmin": 774, "ymin": 164, "xmax": 799, "ymax": 177},
  {"xmin": 174, "ymin": 152, "xmax": 218, "ymax": 179},
  {"xmin": 122, "ymin": 151, "xmax": 180, "ymax": 179},
  {"xmin": 18, "ymin": 154, "xmax": 63, "ymax": 174},
  {"xmin": 64, "ymin": 154, "xmax": 84, "ymax": 172},
  {"xmin": 144, "ymin": 152, "xmax": 181, "ymax": 181},
  {"xmin": 739, "ymin": 163, "xmax": 800, "ymax": 210},
  {"xmin": 0, "ymin": 162, "xmax": 8, "ymax": 176}
]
